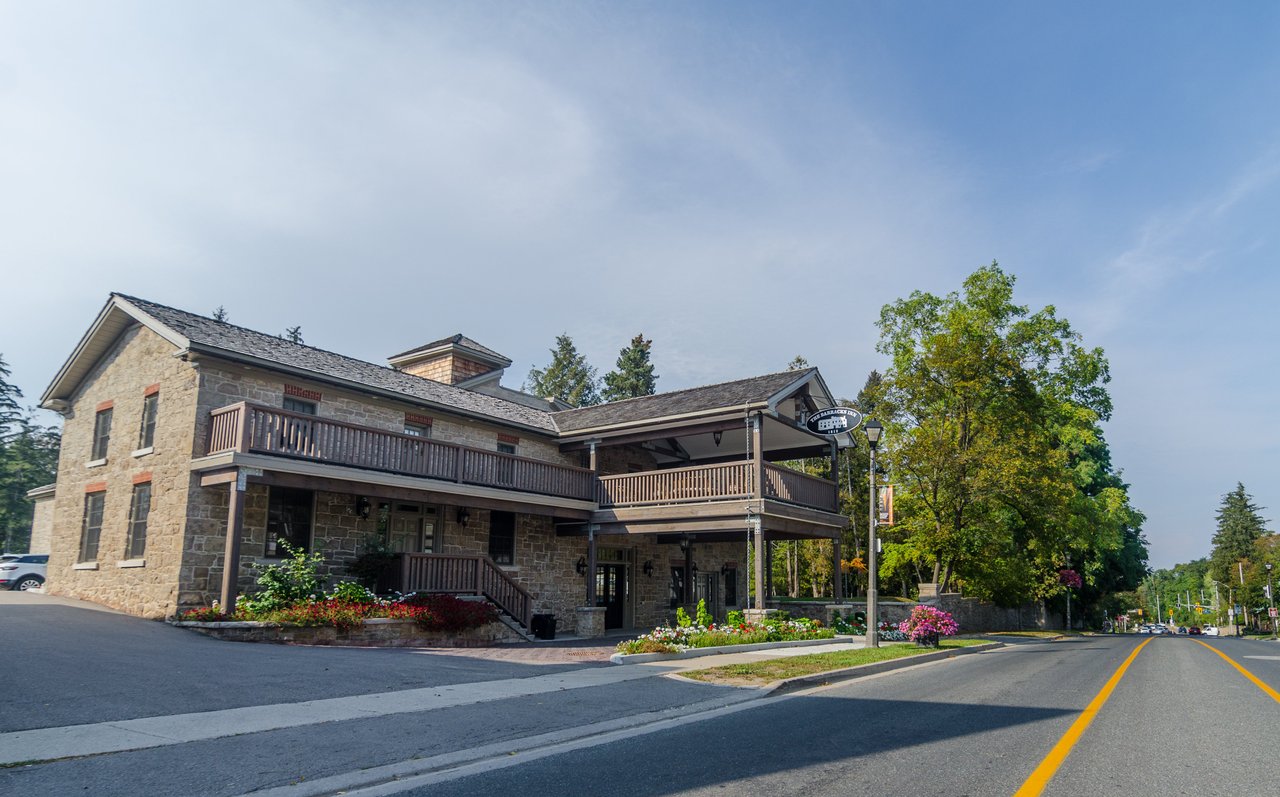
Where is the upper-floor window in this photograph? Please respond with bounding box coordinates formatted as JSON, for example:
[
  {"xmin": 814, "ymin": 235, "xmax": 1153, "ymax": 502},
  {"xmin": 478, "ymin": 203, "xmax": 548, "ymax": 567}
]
[
  {"xmin": 138, "ymin": 393, "xmax": 159, "ymax": 449},
  {"xmin": 80, "ymin": 491, "xmax": 106, "ymax": 563},
  {"xmin": 497, "ymin": 442, "xmax": 516, "ymax": 455},
  {"xmin": 283, "ymin": 397, "xmax": 317, "ymax": 415},
  {"xmin": 125, "ymin": 482, "xmax": 152, "ymax": 559},
  {"xmin": 91, "ymin": 408, "xmax": 113, "ymax": 460},
  {"xmin": 404, "ymin": 422, "xmax": 432, "ymax": 438}
]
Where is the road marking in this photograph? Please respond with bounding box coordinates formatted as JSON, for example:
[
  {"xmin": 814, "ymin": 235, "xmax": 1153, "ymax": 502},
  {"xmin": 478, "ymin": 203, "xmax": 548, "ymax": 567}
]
[
  {"xmin": 1194, "ymin": 640, "xmax": 1280, "ymax": 703},
  {"xmin": 1012, "ymin": 637, "xmax": 1152, "ymax": 797},
  {"xmin": 1242, "ymin": 655, "xmax": 1280, "ymax": 661}
]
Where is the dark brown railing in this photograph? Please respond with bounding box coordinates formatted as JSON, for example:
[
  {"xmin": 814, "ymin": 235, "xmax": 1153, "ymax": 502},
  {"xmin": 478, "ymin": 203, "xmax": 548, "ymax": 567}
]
[
  {"xmin": 598, "ymin": 462, "xmax": 754, "ymax": 508},
  {"xmin": 207, "ymin": 402, "xmax": 595, "ymax": 501},
  {"xmin": 762, "ymin": 463, "xmax": 838, "ymax": 512},
  {"xmin": 400, "ymin": 553, "xmax": 532, "ymax": 628}
]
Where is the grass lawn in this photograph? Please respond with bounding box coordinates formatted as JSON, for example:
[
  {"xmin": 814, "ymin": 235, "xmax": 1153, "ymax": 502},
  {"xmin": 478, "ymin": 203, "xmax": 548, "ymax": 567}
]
[{"xmin": 678, "ymin": 639, "xmax": 988, "ymax": 686}]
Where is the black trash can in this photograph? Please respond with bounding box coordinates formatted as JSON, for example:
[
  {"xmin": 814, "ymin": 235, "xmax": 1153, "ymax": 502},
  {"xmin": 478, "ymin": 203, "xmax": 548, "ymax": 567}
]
[{"xmin": 531, "ymin": 613, "xmax": 557, "ymax": 640}]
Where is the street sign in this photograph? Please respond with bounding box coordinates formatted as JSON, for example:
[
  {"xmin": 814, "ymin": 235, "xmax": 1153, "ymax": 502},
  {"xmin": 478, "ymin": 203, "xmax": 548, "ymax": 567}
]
[
  {"xmin": 1270, "ymin": 608, "xmax": 1278, "ymax": 618},
  {"xmin": 805, "ymin": 407, "xmax": 864, "ymax": 437}
]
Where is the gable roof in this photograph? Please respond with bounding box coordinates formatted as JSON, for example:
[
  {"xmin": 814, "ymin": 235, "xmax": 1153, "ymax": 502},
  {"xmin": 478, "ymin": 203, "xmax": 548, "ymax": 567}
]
[
  {"xmin": 552, "ymin": 369, "xmax": 824, "ymax": 435},
  {"xmin": 43, "ymin": 294, "xmax": 558, "ymax": 434}
]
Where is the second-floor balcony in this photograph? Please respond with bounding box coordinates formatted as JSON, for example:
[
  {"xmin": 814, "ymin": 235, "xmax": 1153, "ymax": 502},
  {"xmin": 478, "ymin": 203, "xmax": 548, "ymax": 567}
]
[{"xmin": 205, "ymin": 402, "xmax": 839, "ymax": 514}]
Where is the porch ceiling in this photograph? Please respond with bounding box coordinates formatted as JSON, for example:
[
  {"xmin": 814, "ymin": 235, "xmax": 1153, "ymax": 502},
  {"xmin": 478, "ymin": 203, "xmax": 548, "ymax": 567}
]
[{"xmin": 568, "ymin": 498, "xmax": 847, "ymax": 539}]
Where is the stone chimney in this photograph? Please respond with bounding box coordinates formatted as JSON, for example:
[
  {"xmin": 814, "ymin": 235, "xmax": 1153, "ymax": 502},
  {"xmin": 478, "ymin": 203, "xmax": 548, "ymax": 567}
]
[{"xmin": 387, "ymin": 335, "xmax": 511, "ymax": 385}]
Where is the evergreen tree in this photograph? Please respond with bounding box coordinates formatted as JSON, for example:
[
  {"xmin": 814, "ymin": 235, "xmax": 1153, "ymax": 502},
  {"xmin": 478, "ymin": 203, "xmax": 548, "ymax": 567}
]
[
  {"xmin": 1209, "ymin": 483, "xmax": 1268, "ymax": 583},
  {"xmin": 283, "ymin": 326, "xmax": 304, "ymax": 344},
  {"xmin": 212, "ymin": 306, "xmax": 229, "ymax": 322},
  {"xmin": 0, "ymin": 355, "xmax": 61, "ymax": 552},
  {"xmin": 601, "ymin": 334, "xmax": 657, "ymax": 402},
  {"xmin": 0, "ymin": 355, "xmax": 21, "ymax": 432},
  {"xmin": 787, "ymin": 355, "xmax": 810, "ymax": 371},
  {"xmin": 525, "ymin": 334, "xmax": 601, "ymax": 407}
]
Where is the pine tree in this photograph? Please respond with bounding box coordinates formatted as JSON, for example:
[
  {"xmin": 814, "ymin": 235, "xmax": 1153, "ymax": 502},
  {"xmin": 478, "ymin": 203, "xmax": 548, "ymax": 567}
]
[
  {"xmin": 283, "ymin": 326, "xmax": 304, "ymax": 344},
  {"xmin": 787, "ymin": 355, "xmax": 810, "ymax": 371},
  {"xmin": 525, "ymin": 334, "xmax": 601, "ymax": 407},
  {"xmin": 212, "ymin": 306, "xmax": 229, "ymax": 322},
  {"xmin": 1209, "ymin": 482, "xmax": 1269, "ymax": 583},
  {"xmin": 0, "ymin": 355, "xmax": 61, "ymax": 552},
  {"xmin": 602, "ymin": 334, "xmax": 657, "ymax": 402}
]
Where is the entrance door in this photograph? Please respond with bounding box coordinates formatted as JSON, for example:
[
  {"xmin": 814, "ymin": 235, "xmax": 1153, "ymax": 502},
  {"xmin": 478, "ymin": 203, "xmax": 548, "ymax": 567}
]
[
  {"xmin": 595, "ymin": 563, "xmax": 626, "ymax": 629},
  {"xmin": 388, "ymin": 503, "xmax": 436, "ymax": 553}
]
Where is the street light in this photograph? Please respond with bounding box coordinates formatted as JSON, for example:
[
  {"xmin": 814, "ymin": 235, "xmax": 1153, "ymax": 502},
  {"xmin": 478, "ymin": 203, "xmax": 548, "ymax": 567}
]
[
  {"xmin": 1267, "ymin": 563, "xmax": 1276, "ymax": 640},
  {"xmin": 864, "ymin": 418, "xmax": 883, "ymax": 649}
]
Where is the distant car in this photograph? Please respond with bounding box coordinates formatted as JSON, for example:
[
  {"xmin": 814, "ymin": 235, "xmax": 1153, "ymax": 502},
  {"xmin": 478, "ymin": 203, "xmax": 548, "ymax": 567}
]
[
  {"xmin": 1203, "ymin": 626, "xmax": 1220, "ymax": 636},
  {"xmin": 1177, "ymin": 626, "xmax": 1188, "ymax": 634},
  {"xmin": 1137, "ymin": 625, "xmax": 1152, "ymax": 634},
  {"xmin": 1150, "ymin": 625, "xmax": 1167, "ymax": 635},
  {"xmin": 0, "ymin": 554, "xmax": 48, "ymax": 591}
]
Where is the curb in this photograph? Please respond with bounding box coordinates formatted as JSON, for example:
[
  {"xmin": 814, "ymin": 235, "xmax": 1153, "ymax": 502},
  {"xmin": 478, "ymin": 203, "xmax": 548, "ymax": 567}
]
[
  {"xmin": 610, "ymin": 636, "xmax": 845, "ymax": 665},
  {"xmin": 767, "ymin": 641, "xmax": 1005, "ymax": 694}
]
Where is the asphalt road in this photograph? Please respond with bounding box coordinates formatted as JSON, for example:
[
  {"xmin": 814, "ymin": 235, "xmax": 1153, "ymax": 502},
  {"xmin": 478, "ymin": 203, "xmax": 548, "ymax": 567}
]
[{"xmin": 5, "ymin": 593, "xmax": 1280, "ymax": 797}]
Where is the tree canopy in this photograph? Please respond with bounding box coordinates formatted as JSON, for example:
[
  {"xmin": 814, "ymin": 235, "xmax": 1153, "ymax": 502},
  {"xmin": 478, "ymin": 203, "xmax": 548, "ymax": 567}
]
[
  {"xmin": 602, "ymin": 334, "xmax": 658, "ymax": 402},
  {"xmin": 0, "ymin": 354, "xmax": 61, "ymax": 552},
  {"xmin": 1209, "ymin": 482, "xmax": 1268, "ymax": 584},
  {"xmin": 526, "ymin": 334, "xmax": 601, "ymax": 407}
]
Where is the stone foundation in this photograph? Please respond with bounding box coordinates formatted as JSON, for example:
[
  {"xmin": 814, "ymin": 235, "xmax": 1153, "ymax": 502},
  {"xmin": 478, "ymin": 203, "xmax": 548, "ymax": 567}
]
[{"xmin": 170, "ymin": 618, "xmax": 522, "ymax": 647}]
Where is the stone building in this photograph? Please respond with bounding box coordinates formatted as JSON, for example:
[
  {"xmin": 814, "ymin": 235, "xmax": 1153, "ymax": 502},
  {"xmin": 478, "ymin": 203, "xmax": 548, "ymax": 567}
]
[{"xmin": 38, "ymin": 294, "xmax": 850, "ymax": 636}]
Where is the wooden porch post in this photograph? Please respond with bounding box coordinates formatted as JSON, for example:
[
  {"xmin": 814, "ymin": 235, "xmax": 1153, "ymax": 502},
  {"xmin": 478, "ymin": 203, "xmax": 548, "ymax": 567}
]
[
  {"xmin": 219, "ymin": 468, "xmax": 246, "ymax": 613},
  {"xmin": 752, "ymin": 413, "xmax": 766, "ymax": 610},
  {"xmin": 586, "ymin": 524, "xmax": 598, "ymax": 604}
]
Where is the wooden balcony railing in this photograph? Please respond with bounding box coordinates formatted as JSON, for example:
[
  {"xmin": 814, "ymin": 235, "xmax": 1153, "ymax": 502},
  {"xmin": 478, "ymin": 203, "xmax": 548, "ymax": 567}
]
[
  {"xmin": 400, "ymin": 553, "xmax": 533, "ymax": 629},
  {"xmin": 762, "ymin": 462, "xmax": 838, "ymax": 512},
  {"xmin": 206, "ymin": 402, "xmax": 595, "ymax": 502},
  {"xmin": 598, "ymin": 462, "xmax": 754, "ymax": 508}
]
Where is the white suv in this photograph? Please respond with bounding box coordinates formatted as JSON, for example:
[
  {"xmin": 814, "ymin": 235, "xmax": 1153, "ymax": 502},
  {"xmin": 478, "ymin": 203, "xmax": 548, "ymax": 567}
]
[{"xmin": 0, "ymin": 554, "xmax": 48, "ymax": 591}]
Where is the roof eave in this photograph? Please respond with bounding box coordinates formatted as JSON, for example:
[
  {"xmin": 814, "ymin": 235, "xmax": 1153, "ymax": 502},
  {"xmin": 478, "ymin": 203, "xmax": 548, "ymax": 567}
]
[
  {"xmin": 555, "ymin": 401, "xmax": 772, "ymax": 442},
  {"xmin": 186, "ymin": 343, "xmax": 556, "ymax": 438}
]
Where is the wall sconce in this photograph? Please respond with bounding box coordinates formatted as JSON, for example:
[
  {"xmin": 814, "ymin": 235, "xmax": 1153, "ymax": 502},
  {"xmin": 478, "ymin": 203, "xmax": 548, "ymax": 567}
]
[
  {"xmin": 456, "ymin": 507, "xmax": 470, "ymax": 528},
  {"xmin": 576, "ymin": 556, "xmax": 587, "ymax": 575},
  {"xmin": 713, "ymin": 430, "xmax": 722, "ymax": 447},
  {"xmin": 679, "ymin": 535, "xmax": 690, "ymax": 553},
  {"xmin": 643, "ymin": 560, "xmax": 654, "ymax": 577},
  {"xmin": 354, "ymin": 496, "xmax": 371, "ymax": 519}
]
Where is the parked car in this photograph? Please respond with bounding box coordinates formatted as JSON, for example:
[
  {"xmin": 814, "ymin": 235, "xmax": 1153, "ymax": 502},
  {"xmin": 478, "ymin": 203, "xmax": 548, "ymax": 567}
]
[
  {"xmin": 0, "ymin": 554, "xmax": 48, "ymax": 590},
  {"xmin": 1203, "ymin": 626, "xmax": 1220, "ymax": 636}
]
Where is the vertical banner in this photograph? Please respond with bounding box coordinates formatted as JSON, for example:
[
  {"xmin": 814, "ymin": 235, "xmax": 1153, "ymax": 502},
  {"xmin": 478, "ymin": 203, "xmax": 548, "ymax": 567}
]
[{"xmin": 877, "ymin": 484, "xmax": 894, "ymax": 525}]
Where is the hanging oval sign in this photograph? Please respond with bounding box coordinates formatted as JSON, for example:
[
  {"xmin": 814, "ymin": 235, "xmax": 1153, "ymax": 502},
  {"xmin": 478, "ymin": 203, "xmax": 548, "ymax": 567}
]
[{"xmin": 805, "ymin": 407, "xmax": 864, "ymax": 436}]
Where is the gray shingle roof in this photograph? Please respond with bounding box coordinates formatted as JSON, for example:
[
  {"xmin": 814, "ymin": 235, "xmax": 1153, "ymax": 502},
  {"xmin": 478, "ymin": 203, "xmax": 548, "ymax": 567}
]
[
  {"xmin": 551, "ymin": 370, "xmax": 810, "ymax": 433},
  {"xmin": 387, "ymin": 334, "xmax": 511, "ymax": 366},
  {"xmin": 115, "ymin": 294, "xmax": 558, "ymax": 433}
]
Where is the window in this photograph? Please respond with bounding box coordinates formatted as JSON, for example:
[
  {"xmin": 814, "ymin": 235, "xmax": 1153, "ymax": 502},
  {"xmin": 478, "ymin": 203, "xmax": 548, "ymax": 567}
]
[
  {"xmin": 404, "ymin": 422, "xmax": 432, "ymax": 438},
  {"xmin": 488, "ymin": 510, "xmax": 515, "ymax": 565},
  {"xmin": 724, "ymin": 567, "xmax": 738, "ymax": 606},
  {"xmin": 496, "ymin": 442, "xmax": 516, "ymax": 455},
  {"xmin": 80, "ymin": 492, "xmax": 105, "ymax": 562},
  {"xmin": 91, "ymin": 408, "xmax": 113, "ymax": 460},
  {"xmin": 669, "ymin": 567, "xmax": 686, "ymax": 609},
  {"xmin": 283, "ymin": 397, "xmax": 317, "ymax": 415},
  {"xmin": 266, "ymin": 487, "xmax": 313, "ymax": 557},
  {"xmin": 138, "ymin": 393, "xmax": 159, "ymax": 449},
  {"xmin": 125, "ymin": 482, "xmax": 152, "ymax": 559}
]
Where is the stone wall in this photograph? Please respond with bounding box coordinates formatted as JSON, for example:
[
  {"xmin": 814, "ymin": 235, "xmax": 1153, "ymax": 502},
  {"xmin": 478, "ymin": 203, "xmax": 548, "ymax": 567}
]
[
  {"xmin": 45, "ymin": 325, "xmax": 201, "ymax": 618},
  {"xmin": 172, "ymin": 618, "xmax": 522, "ymax": 647},
  {"xmin": 770, "ymin": 595, "xmax": 1048, "ymax": 633},
  {"xmin": 27, "ymin": 491, "xmax": 56, "ymax": 553}
]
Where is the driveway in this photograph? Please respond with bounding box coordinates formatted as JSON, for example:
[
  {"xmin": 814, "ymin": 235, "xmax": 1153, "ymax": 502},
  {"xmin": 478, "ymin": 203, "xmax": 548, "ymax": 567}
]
[{"xmin": 0, "ymin": 591, "xmax": 614, "ymax": 733}]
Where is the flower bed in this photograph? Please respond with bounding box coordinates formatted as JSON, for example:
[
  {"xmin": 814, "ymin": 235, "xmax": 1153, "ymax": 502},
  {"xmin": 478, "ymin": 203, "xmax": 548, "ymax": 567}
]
[
  {"xmin": 177, "ymin": 593, "xmax": 498, "ymax": 634},
  {"xmin": 617, "ymin": 614, "xmax": 833, "ymax": 655}
]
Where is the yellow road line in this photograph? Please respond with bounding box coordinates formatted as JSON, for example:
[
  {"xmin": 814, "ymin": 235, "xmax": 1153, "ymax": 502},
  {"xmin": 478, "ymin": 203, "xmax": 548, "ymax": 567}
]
[
  {"xmin": 1012, "ymin": 637, "xmax": 1152, "ymax": 797},
  {"xmin": 1193, "ymin": 639, "xmax": 1280, "ymax": 704}
]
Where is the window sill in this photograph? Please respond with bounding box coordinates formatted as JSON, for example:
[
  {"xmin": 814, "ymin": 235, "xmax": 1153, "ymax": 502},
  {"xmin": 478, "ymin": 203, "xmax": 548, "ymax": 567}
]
[
  {"xmin": 86, "ymin": 458, "xmax": 108, "ymax": 469},
  {"xmin": 73, "ymin": 562, "xmax": 99, "ymax": 570},
  {"xmin": 131, "ymin": 447, "xmax": 155, "ymax": 458},
  {"xmin": 118, "ymin": 559, "xmax": 146, "ymax": 568}
]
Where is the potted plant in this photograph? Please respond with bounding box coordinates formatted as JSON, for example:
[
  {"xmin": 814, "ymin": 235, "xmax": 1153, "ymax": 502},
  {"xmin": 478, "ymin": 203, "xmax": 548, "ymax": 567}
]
[{"xmin": 898, "ymin": 605, "xmax": 959, "ymax": 648}]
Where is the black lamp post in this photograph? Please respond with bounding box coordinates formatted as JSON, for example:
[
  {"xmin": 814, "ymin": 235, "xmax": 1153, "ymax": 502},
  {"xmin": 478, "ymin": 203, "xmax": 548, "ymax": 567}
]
[
  {"xmin": 1268, "ymin": 563, "xmax": 1276, "ymax": 640},
  {"xmin": 864, "ymin": 418, "xmax": 883, "ymax": 648}
]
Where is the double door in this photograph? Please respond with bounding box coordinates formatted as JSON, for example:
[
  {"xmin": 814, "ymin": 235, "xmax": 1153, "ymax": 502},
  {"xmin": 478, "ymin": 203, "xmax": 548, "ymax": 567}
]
[{"xmin": 385, "ymin": 502, "xmax": 437, "ymax": 553}]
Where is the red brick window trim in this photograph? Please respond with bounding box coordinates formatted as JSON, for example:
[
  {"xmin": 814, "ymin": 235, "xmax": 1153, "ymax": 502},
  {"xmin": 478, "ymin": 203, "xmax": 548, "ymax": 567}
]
[
  {"xmin": 405, "ymin": 413, "xmax": 434, "ymax": 427},
  {"xmin": 497, "ymin": 433, "xmax": 520, "ymax": 445},
  {"xmin": 284, "ymin": 384, "xmax": 323, "ymax": 402},
  {"xmin": 143, "ymin": 383, "xmax": 160, "ymax": 397},
  {"xmin": 96, "ymin": 400, "xmax": 115, "ymax": 412},
  {"xmin": 132, "ymin": 471, "xmax": 153, "ymax": 485},
  {"xmin": 85, "ymin": 481, "xmax": 107, "ymax": 494}
]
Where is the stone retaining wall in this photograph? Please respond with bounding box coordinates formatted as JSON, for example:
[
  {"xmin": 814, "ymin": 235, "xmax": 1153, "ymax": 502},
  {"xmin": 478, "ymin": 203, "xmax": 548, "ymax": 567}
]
[
  {"xmin": 171, "ymin": 618, "xmax": 523, "ymax": 647},
  {"xmin": 770, "ymin": 595, "xmax": 1048, "ymax": 633}
]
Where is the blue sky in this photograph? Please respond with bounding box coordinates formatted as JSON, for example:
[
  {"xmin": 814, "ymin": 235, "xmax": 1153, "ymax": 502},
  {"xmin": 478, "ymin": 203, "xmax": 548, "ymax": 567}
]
[{"xmin": 2, "ymin": 2, "xmax": 1277, "ymax": 568}]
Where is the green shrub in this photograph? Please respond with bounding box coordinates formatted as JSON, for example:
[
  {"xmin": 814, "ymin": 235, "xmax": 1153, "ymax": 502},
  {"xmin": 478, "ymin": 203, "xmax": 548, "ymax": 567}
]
[
  {"xmin": 238, "ymin": 542, "xmax": 324, "ymax": 615},
  {"xmin": 328, "ymin": 581, "xmax": 377, "ymax": 604},
  {"xmin": 347, "ymin": 534, "xmax": 397, "ymax": 591},
  {"xmin": 726, "ymin": 609, "xmax": 746, "ymax": 627},
  {"xmin": 616, "ymin": 638, "xmax": 679, "ymax": 654},
  {"xmin": 675, "ymin": 606, "xmax": 692, "ymax": 627},
  {"xmin": 695, "ymin": 599, "xmax": 714, "ymax": 627}
]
